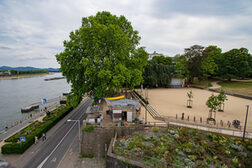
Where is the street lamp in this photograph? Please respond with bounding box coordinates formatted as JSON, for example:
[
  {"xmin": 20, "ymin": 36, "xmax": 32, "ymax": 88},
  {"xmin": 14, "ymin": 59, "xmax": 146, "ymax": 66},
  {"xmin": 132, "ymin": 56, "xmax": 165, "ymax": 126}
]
[
  {"xmin": 242, "ymin": 105, "xmax": 249, "ymax": 141},
  {"xmin": 67, "ymin": 119, "xmax": 81, "ymax": 153}
]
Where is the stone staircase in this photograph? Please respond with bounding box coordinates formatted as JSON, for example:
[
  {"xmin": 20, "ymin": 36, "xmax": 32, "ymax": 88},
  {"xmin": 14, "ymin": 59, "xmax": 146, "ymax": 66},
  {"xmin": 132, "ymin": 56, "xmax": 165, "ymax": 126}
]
[{"xmin": 131, "ymin": 91, "xmax": 164, "ymax": 121}]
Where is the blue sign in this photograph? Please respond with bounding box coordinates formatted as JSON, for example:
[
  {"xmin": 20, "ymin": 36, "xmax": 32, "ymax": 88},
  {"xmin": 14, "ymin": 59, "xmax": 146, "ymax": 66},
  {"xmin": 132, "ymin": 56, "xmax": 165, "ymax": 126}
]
[
  {"xmin": 20, "ymin": 137, "xmax": 25, "ymax": 142},
  {"xmin": 41, "ymin": 98, "xmax": 47, "ymax": 105}
]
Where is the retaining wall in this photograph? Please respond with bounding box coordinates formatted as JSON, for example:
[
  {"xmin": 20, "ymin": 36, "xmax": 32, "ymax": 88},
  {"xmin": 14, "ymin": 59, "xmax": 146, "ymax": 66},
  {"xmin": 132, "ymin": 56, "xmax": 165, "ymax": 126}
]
[{"xmin": 81, "ymin": 125, "xmax": 145, "ymax": 157}]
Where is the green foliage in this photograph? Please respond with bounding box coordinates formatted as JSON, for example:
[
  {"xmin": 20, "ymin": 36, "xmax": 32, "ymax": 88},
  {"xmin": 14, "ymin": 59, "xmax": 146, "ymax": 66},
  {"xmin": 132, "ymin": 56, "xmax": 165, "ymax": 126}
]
[
  {"xmin": 150, "ymin": 55, "xmax": 173, "ymax": 65},
  {"xmin": 176, "ymin": 44, "xmax": 252, "ymax": 82},
  {"xmin": 79, "ymin": 153, "xmax": 94, "ymax": 158},
  {"xmin": 66, "ymin": 94, "xmax": 81, "ymax": 107},
  {"xmin": 2, "ymin": 106, "xmax": 73, "ymax": 154},
  {"xmin": 187, "ymin": 90, "xmax": 193, "ymax": 100},
  {"xmin": 60, "ymin": 100, "xmax": 66, "ymax": 104},
  {"xmin": 173, "ymin": 54, "xmax": 189, "ymax": 78},
  {"xmin": 143, "ymin": 60, "xmax": 172, "ymax": 88},
  {"xmin": 184, "ymin": 45, "xmax": 204, "ymax": 82},
  {"xmin": 202, "ymin": 46, "xmax": 220, "ymax": 78},
  {"xmin": 56, "ymin": 11, "xmax": 148, "ymax": 101},
  {"xmin": 219, "ymin": 48, "xmax": 251, "ymax": 80},
  {"xmin": 206, "ymin": 94, "xmax": 221, "ymax": 112},
  {"xmin": 115, "ymin": 127, "xmax": 250, "ymax": 168},
  {"xmin": 218, "ymin": 81, "xmax": 252, "ymax": 88},
  {"xmin": 82, "ymin": 125, "xmax": 99, "ymax": 133},
  {"xmin": 153, "ymin": 127, "xmax": 159, "ymax": 132},
  {"xmin": 217, "ymin": 90, "xmax": 228, "ymax": 104},
  {"xmin": 0, "ymin": 70, "xmax": 48, "ymax": 76}
]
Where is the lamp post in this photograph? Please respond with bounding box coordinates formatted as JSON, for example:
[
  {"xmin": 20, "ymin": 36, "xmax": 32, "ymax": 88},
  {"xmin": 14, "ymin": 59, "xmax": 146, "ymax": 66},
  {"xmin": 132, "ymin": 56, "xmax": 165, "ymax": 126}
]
[
  {"xmin": 67, "ymin": 119, "xmax": 81, "ymax": 153},
  {"xmin": 242, "ymin": 105, "xmax": 249, "ymax": 141}
]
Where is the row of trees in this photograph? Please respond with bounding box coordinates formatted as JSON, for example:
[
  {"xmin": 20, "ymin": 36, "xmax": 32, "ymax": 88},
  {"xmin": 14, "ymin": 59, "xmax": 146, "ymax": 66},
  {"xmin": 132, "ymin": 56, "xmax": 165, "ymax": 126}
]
[
  {"xmin": 175, "ymin": 45, "xmax": 252, "ymax": 82},
  {"xmin": 0, "ymin": 70, "xmax": 48, "ymax": 76},
  {"xmin": 143, "ymin": 45, "xmax": 252, "ymax": 87}
]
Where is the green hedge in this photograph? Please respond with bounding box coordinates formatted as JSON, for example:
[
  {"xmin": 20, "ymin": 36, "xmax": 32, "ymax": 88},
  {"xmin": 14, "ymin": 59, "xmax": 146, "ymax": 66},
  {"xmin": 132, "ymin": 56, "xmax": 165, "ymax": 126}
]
[
  {"xmin": 133, "ymin": 90, "xmax": 149, "ymax": 104},
  {"xmin": 1, "ymin": 105, "xmax": 73, "ymax": 154},
  {"xmin": 60, "ymin": 100, "xmax": 67, "ymax": 104}
]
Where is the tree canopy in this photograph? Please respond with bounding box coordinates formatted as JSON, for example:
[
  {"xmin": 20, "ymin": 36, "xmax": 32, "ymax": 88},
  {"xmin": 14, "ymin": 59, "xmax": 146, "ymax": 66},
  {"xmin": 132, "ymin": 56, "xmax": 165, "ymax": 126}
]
[
  {"xmin": 173, "ymin": 45, "xmax": 252, "ymax": 82},
  {"xmin": 56, "ymin": 11, "xmax": 148, "ymax": 102}
]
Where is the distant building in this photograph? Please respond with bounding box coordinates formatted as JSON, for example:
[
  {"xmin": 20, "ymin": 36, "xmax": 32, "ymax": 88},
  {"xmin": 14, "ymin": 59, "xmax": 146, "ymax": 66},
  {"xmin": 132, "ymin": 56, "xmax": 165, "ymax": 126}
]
[
  {"xmin": 168, "ymin": 77, "xmax": 185, "ymax": 88},
  {"xmin": 148, "ymin": 51, "xmax": 163, "ymax": 60},
  {"xmin": 105, "ymin": 98, "xmax": 141, "ymax": 123},
  {"xmin": 0, "ymin": 70, "xmax": 11, "ymax": 76}
]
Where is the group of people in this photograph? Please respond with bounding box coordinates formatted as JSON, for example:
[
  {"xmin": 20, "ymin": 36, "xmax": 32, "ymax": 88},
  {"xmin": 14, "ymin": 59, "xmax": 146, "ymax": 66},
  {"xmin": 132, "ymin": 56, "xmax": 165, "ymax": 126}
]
[{"xmin": 34, "ymin": 133, "xmax": 46, "ymax": 144}]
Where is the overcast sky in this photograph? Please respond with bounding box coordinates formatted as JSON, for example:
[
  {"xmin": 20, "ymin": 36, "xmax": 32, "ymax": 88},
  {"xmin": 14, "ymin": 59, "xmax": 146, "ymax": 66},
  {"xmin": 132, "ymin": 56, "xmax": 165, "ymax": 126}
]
[{"xmin": 0, "ymin": 0, "xmax": 251, "ymax": 68}]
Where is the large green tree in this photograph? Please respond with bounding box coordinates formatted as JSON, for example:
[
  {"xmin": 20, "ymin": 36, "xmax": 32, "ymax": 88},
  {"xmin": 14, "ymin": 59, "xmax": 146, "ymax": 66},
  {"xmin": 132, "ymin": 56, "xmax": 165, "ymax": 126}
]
[
  {"xmin": 143, "ymin": 61, "xmax": 172, "ymax": 88},
  {"xmin": 201, "ymin": 45, "xmax": 220, "ymax": 78},
  {"xmin": 184, "ymin": 45, "xmax": 204, "ymax": 82},
  {"xmin": 219, "ymin": 48, "xmax": 251, "ymax": 80},
  {"xmin": 56, "ymin": 11, "xmax": 148, "ymax": 102}
]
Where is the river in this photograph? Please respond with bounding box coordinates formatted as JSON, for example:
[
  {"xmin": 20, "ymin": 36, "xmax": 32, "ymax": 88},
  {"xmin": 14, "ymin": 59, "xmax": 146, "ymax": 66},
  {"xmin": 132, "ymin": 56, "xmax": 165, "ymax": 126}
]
[{"xmin": 0, "ymin": 73, "xmax": 71, "ymax": 132}]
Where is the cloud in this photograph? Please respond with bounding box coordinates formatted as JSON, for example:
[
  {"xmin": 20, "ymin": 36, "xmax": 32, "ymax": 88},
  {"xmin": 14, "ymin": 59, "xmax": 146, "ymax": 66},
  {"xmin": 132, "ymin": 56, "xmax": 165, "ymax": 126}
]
[{"xmin": 0, "ymin": 0, "xmax": 251, "ymax": 67}]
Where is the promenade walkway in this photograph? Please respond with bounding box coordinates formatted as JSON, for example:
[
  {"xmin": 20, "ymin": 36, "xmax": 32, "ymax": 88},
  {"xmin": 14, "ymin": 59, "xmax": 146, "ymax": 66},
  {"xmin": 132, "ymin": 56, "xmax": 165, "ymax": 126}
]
[{"xmin": 0, "ymin": 102, "xmax": 60, "ymax": 146}]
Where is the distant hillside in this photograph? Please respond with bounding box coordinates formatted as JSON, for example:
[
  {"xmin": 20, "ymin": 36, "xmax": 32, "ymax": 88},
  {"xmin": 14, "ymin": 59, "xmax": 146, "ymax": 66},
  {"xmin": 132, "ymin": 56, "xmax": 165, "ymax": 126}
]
[{"xmin": 0, "ymin": 66, "xmax": 60, "ymax": 72}]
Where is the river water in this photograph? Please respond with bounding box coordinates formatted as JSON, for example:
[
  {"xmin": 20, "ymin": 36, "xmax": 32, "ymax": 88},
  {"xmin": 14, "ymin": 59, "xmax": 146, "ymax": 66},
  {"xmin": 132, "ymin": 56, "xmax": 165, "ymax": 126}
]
[{"xmin": 0, "ymin": 73, "xmax": 71, "ymax": 132}]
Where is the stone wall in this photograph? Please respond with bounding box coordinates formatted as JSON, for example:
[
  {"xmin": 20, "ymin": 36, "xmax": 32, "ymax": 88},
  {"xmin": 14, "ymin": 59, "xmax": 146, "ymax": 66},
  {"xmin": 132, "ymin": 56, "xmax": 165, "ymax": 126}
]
[{"xmin": 81, "ymin": 125, "xmax": 145, "ymax": 157}]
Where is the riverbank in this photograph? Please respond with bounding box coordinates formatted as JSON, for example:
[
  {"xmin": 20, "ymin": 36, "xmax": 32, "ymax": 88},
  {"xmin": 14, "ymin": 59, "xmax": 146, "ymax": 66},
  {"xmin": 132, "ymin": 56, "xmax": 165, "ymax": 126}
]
[{"xmin": 0, "ymin": 73, "xmax": 51, "ymax": 80}]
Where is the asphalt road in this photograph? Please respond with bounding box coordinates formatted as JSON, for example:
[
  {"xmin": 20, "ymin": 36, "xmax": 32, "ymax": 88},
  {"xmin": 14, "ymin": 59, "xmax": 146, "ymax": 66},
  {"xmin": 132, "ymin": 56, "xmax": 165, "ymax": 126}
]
[{"xmin": 23, "ymin": 98, "xmax": 92, "ymax": 168}]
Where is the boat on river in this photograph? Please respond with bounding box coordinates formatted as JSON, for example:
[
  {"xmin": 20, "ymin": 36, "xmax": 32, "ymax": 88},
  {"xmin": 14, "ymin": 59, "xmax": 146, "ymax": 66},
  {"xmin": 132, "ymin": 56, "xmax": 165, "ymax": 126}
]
[
  {"xmin": 44, "ymin": 77, "xmax": 65, "ymax": 81},
  {"xmin": 21, "ymin": 105, "xmax": 39, "ymax": 113}
]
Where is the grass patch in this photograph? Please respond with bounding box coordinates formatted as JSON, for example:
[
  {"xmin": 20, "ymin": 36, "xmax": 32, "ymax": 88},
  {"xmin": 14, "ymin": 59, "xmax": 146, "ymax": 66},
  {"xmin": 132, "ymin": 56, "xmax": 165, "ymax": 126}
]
[
  {"xmin": 218, "ymin": 81, "xmax": 252, "ymax": 88},
  {"xmin": 218, "ymin": 81, "xmax": 252, "ymax": 96},
  {"xmin": 79, "ymin": 153, "xmax": 94, "ymax": 158}
]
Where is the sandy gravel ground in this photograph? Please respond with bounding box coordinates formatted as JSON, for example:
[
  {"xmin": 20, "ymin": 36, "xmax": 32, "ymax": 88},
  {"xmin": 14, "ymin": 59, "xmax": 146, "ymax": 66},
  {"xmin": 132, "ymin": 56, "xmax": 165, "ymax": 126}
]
[{"xmin": 138, "ymin": 88, "xmax": 252, "ymax": 132}]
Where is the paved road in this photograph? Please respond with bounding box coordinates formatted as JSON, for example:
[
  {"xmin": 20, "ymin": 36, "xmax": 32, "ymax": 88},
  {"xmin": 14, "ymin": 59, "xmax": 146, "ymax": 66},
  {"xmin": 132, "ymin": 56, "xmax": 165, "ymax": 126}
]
[{"xmin": 23, "ymin": 98, "xmax": 92, "ymax": 168}]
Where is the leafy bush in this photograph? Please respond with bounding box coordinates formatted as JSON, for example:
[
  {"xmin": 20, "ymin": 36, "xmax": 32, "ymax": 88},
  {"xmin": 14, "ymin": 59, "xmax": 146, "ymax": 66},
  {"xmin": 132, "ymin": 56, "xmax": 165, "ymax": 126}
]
[
  {"xmin": 153, "ymin": 127, "xmax": 159, "ymax": 133},
  {"xmin": 82, "ymin": 125, "xmax": 99, "ymax": 133},
  {"xmin": 79, "ymin": 153, "xmax": 94, "ymax": 158},
  {"xmin": 60, "ymin": 100, "xmax": 67, "ymax": 104},
  {"xmin": 2, "ymin": 105, "xmax": 73, "ymax": 154}
]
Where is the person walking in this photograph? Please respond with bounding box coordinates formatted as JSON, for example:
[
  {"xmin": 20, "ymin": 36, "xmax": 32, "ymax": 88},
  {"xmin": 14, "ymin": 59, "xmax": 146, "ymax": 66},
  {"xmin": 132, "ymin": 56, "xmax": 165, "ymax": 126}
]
[
  {"xmin": 34, "ymin": 136, "xmax": 38, "ymax": 144},
  {"xmin": 42, "ymin": 133, "xmax": 46, "ymax": 141}
]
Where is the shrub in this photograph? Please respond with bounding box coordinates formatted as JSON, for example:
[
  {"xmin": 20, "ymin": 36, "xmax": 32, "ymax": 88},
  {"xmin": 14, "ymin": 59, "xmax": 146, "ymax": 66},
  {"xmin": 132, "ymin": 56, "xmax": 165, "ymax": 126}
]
[
  {"xmin": 60, "ymin": 100, "xmax": 67, "ymax": 104},
  {"xmin": 153, "ymin": 127, "xmax": 159, "ymax": 133},
  {"xmin": 79, "ymin": 153, "xmax": 94, "ymax": 158},
  {"xmin": 82, "ymin": 125, "xmax": 99, "ymax": 133}
]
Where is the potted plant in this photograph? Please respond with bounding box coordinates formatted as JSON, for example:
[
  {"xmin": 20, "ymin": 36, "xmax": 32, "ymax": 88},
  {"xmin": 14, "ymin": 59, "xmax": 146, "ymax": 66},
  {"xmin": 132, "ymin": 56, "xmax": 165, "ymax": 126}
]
[
  {"xmin": 206, "ymin": 94, "xmax": 221, "ymax": 124},
  {"xmin": 217, "ymin": 90, "xmax": 228, "ymax": 112}
]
